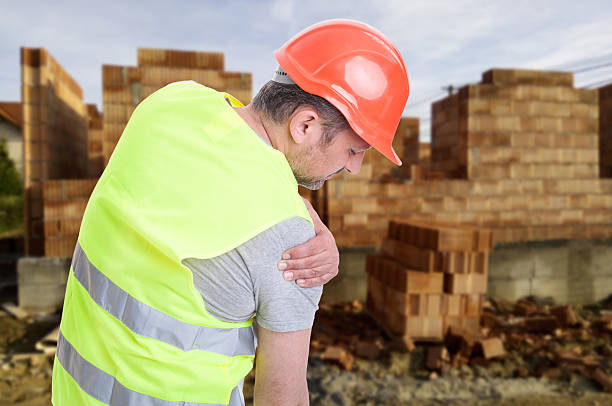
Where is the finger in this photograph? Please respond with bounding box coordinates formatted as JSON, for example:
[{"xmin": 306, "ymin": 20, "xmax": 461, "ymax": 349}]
[
  {"xmin": 283, "ymin": 264, "xmax": 333, "ymax": 281},
  {"xmin": 282, "ymin": 235, "xmax": 328, "ymax": 259},
  {"xmin": 295, "ymin": 272, "xmax": 335, "ymax": 288},
  {"xmin": 278, "ymin": 251, "xmax": 331, "ymax": 271}
]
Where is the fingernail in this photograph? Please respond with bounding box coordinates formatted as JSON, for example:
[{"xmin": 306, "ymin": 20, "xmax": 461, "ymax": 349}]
[
  {"xmin": 283, "ymin": 272, "xmax": 293, "ymax": 280},
  {"xmin": 297, "ymin": 279, "xmax": 305, "ymax": 285},
  {"xmin": 282, "ymin": 253, "xmax": 291, "ymax": 260},
  {"xmin": 278, "ymin": 262, "xmax": 287, "ymax": 270}
]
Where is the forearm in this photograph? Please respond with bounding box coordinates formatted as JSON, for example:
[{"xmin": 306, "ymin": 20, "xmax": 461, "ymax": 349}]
[
  {"xmin": 254, "ymin": 375, "xmax": 309, "ymax": 406},
  {"xmin": 253, "ymin": 326, "xmax": 312, "ymax": 406}
]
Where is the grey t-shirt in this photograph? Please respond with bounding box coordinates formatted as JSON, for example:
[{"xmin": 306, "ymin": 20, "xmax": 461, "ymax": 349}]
[{"xmin": 182, "ymin": 216, "xmax": 322, "ymax": 332}]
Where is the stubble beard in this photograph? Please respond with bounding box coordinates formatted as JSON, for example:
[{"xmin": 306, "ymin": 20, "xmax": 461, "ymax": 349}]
[{"xmin": 289, "ymin": 144, "xmax": 328, "ymax": 190}]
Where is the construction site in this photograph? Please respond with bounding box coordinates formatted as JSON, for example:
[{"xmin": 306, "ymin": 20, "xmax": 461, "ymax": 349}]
[{"xmin": 0, "ymin": 45, "xmax": 611, "ymax": 406}]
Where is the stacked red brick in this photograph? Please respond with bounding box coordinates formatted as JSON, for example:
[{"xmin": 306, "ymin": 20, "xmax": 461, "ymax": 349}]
[
  {"xmin": 366, "ymin": 220, "xmax": 492, "ymax": 340},
  {"xmin": 21, "ymin": 48, "xmax": 89, "ymax": 255},
  {"xmin": 87, "ymin": 104, "xmax": 104, "ymax": 177},
  {"xmin": 432, "ymin": 69, "xmax": 599, "ymax": 180},
  {"xmin": 102, "ymin": 48, "xmax": 252, "ymax": 164},
  {"xmin": 600, "ymin": 83, "xmax": 612, "ymax": 178},
  {"xmin": 43, "ymin": 179, "xmax": 97, "ymax": 256},
  {"xmin": 326, "ymin": 68, "xmax": 612, "ymax": 247}
]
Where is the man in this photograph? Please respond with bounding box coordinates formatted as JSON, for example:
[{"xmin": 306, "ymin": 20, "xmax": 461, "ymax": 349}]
[{"xmin": 52, "ymin": 19, "xmax": 409, "ymax": 406}]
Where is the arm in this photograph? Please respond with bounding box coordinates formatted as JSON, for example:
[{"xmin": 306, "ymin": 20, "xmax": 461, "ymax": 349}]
[
  {"xmin": 254, "ymin": 326, "xmax": 311, "ymax": 406},
  {"xmin": 278, "ymin": 197, "xmax": 339, "ymax": 288}
]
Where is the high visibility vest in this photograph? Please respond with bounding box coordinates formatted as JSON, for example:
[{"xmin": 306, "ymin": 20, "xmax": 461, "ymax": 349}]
[{"xmin": 51, "ymin": 81, "xmax": 313, "ymax": 405}]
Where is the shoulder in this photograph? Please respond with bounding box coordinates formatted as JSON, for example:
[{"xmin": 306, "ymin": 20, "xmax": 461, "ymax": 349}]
[{"xmin": 240, "ymin": 217, "xmax": 315, "ymax": 255}]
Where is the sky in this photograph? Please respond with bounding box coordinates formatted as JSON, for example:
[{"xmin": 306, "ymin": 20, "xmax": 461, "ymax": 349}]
[{"xmin": 1, "ymin": 0, "xmax": 612, "ymax": 141}]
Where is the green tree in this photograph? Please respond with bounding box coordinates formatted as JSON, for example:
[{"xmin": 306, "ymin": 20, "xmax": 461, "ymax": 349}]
[
  {"xmin": 0, "ymin": 138, "xmax": 21, "ymax": 195},
  {"xmin": 0, "ymin": 138, "xmax": 22, "ymax": 232}
]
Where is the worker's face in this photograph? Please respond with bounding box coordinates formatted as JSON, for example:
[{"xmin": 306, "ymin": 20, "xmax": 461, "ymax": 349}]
[{"xmin": 288, "ymin": 120, "xmax": 371, "ymax": 190}]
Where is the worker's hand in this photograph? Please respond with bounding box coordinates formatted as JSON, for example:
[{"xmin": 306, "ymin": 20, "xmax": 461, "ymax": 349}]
[{"xmin": 277, "ymin": 198, "xmax": 339, "ymax": 288}]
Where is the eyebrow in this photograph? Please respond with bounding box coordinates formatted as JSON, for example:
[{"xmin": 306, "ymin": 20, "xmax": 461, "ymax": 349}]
[{"xmin": 353, "ymin": 143, "xmax": 371, "ymax": 153}]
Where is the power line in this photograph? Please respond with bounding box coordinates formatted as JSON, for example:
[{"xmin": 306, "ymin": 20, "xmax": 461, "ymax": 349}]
[
  {"xmin": 405, "ymin": 90, "xmax": 446, "ymax": 108},
  {"xmin": 547, "ymin": 52, "xmax": 612, "ymax": 71},
  {"xmin": 573, "ymin": 61, "xmax": 612, "ymax": 74},
  {"xmin": 584, "ymin": 77, "xmax": 612, "ymax": 88}
]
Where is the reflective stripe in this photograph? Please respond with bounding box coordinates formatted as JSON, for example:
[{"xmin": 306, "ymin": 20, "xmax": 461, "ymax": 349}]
[
  {"xmin": 72, "ymin": 242, "xmax": 255, "ymax": 357},
  {"xmin": 56, "ymin": 331, "xmax": 243, "ymax": 405}
]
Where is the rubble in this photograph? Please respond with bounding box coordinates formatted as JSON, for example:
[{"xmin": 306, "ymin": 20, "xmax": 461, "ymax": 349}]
[
  {"xmin": 2, "ymin": 302, "xmax": 28, "ymax": 319},
  {"xmin": 310, "ymin": 295, "xmax": 612, "ymax": 395}
]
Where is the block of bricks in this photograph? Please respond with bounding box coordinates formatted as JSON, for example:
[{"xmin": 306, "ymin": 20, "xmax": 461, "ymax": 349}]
[
  {"xmin": 368, "ymin": 255, "xmax": 443, "ymax": 293},
  {"xmin": 442, "ymin": 294, "xmax": 463, "ymax": 317},
  {"xmin": 444, "ymin": 273, "xmax": 487, "ymax": 294},
  {"xmin": 476, "ymin": 338, "xmax": 506, "ymax": 359},
  {"xmin": 443, "ymin": 315, "xmax": 480, "ymax": 336},
  {"xmin": 385, "ymin": 311, "xmax": 444, "ymax": 339},
  {"xmin": 385, "ymin": 288, "xmax": 442, "ymax": 317},
  {"xmin": 366, "ymin": 275, "xmax": 385, "ymax": 319},
  {"xmin": 389, "ymin": 220, "xmax": 491, "ymax": 252},
  {"xmin": 380, "ymin": 238, "xmax": 440, "ymax": 272},
  {"xmin": 463, "ymin": 293, "xmax": 483, "ymax": 316}
]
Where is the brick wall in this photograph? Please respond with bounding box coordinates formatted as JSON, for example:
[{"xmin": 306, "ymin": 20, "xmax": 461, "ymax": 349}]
[
  {"xmin": 431, "ymin": 69, "xmax": 599, "ymax": 181},
  {"xmin": 87, "ymin": 104, "xmax": 103, "ymax": 178},
  {"xmin": 326, "ymin": 69, "xmax": 612, "ymax": 247},
  {"xmin": 42, "ymin": 179, "xmax": 97, "ymax": 256},
  {"xmin": 38, "ymin": 48, "xmax": 253, "ymax": 257},
  {"xmin": 21, "ymin": 48, "xmax": 89, "ymax": 255},
  {"xmin": 102, "ymin": 48, "xmax": 252, "ymax": 165},
  {"xmin": 600, "ymin": 83, "xmax": 612, "ymax": 178}
]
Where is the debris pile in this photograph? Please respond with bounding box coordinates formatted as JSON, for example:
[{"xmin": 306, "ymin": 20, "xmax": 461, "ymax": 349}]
[{"xmin": 310, "ymin": 296, "xmax": 612, "ymax": 393}]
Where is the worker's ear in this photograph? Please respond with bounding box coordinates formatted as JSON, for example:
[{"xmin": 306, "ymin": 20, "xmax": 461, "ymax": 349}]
[{"xmin": 288, "ymin": 106, "xmax": 323, "ymax": 145}]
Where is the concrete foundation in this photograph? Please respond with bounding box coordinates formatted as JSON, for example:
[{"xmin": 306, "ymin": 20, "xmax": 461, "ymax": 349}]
[
  {"xmin": 321, "ymin": 247, "xmax": 376, "ymax": 303},
  {"xmin": 488, "ymin": 239, "xmax": 612, "ymax": 305},
  {"xmin": 14, "ymin": 239, "xmax": 612, "ymax": 311},
  {"xmin": 17, "ymin": 257, "xmax": 70, "ymax": 312},
  {"xmin": 324, "ymin": 240, "xmax": 612, "ymax": 306}
]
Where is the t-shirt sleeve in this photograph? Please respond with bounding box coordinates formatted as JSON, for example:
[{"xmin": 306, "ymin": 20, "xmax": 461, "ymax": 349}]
[
  {"xmin": 182, "ymin": 216, "xmax": 322, "ymax": 333},
  {"xmin": 237, "ymin": 216, "xmax": 322, "ymax": 332}
]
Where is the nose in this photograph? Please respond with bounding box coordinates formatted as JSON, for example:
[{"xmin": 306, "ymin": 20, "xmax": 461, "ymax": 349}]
[{"xmin": 345, "ymin": 150, "xmax": 366, "ymax": 174}]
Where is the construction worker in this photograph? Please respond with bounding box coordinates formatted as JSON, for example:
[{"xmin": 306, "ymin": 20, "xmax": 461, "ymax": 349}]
[{"xmin": 51, "ymin": 19, "xmax": 409, "ymax": 406}]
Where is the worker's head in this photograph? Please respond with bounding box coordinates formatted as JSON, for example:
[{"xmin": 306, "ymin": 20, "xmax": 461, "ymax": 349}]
[
  {"xmin": 252, "ymin": 80, "xmax": 370, "ymax": 190},
  {"xmin": 274, "ymin": 19, "xmax": 410, "ymax": 167}
]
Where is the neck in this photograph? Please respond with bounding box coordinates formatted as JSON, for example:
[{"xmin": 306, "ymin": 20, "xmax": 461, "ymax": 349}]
[{"xmin": 233, "ymin": 105, "xmax": 287, "ymax": 153}]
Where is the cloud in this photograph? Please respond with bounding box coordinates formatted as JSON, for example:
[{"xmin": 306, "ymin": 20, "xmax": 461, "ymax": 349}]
[{"xmin": 1, "ymin": 0, "xmax": 611, "ymax": 141}]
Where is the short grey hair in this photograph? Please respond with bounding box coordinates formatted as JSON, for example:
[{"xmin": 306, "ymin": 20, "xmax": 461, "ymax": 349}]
[{"xmin": 252, "ymin": 81, "xmax": 352, "ymax": 146}]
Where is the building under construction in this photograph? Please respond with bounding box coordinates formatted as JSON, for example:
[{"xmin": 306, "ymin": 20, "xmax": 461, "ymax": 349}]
[{"xmin": 1, "ymin": 47, "xmax": 612, "ymax": 404}]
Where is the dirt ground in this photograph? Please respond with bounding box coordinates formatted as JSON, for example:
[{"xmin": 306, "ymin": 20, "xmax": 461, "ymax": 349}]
[{"xmin": 1, "ymin": 300, "xmax": 611, "ymax": 406}]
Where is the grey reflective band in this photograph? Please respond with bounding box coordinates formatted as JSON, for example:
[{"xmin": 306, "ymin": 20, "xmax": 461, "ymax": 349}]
[
  {"xmin": 71, "ymin": 242, "xmax": 255, "ymax": 357},
  {"xmin": 56, "ymin": 331, "xmax": 244, "ymax": 405},
  {"xmin": 271, "ymin": 65, "xmax": 296, "ymax": 85}
]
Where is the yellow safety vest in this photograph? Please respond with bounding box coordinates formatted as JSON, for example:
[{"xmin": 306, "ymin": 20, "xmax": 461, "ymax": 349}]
[{"xmin": 52, "ymin": 81, "xmax": 313, "ymax": 405}]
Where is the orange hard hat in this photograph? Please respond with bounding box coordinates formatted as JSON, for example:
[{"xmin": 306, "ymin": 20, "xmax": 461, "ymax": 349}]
[{"xmin": 274, "ymin": 19, "xmax": 410, "ymax": 166}]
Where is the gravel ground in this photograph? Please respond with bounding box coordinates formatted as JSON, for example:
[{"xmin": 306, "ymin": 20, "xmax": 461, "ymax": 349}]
[{"xmin": 1, "ymin": 302, "xmax": 611, "ymax": 406}]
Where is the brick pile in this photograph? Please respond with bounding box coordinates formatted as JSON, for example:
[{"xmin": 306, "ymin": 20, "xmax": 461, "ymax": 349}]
[
  {"xmin": 600, "ymin": 83, "xmax": 612, "ymax": 178},
  {"xmin": 102, "ymin": 48, "xmax": 252, "ymax": 164},
  {"xmin": 309, "ymin": 298, "xmax": 612, "ymax": 393},
  {"xmin": 326, "ymin": 69, "xmax": 612, "ymax": 247},
  {"xmin": 21, "ymin": 48, "xmax": 89, "ymax": 255},
  {"xmin": 86, "ymin": 104, "xmax": 103, "ymax": 178},
  {"xmin": 426, "ymin": 298, "xmax": 612, "ymax": 391},
  {"xmin": 366, "ymin": 220, "xmax": 492, "ymax": 341},
  {"xmin": 42, "ymin": 179, "xmax": 97, "ymax": 257},
  {"xmin": 432, "ymin": 69, "xmax": 599, "ymax": 180}
]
